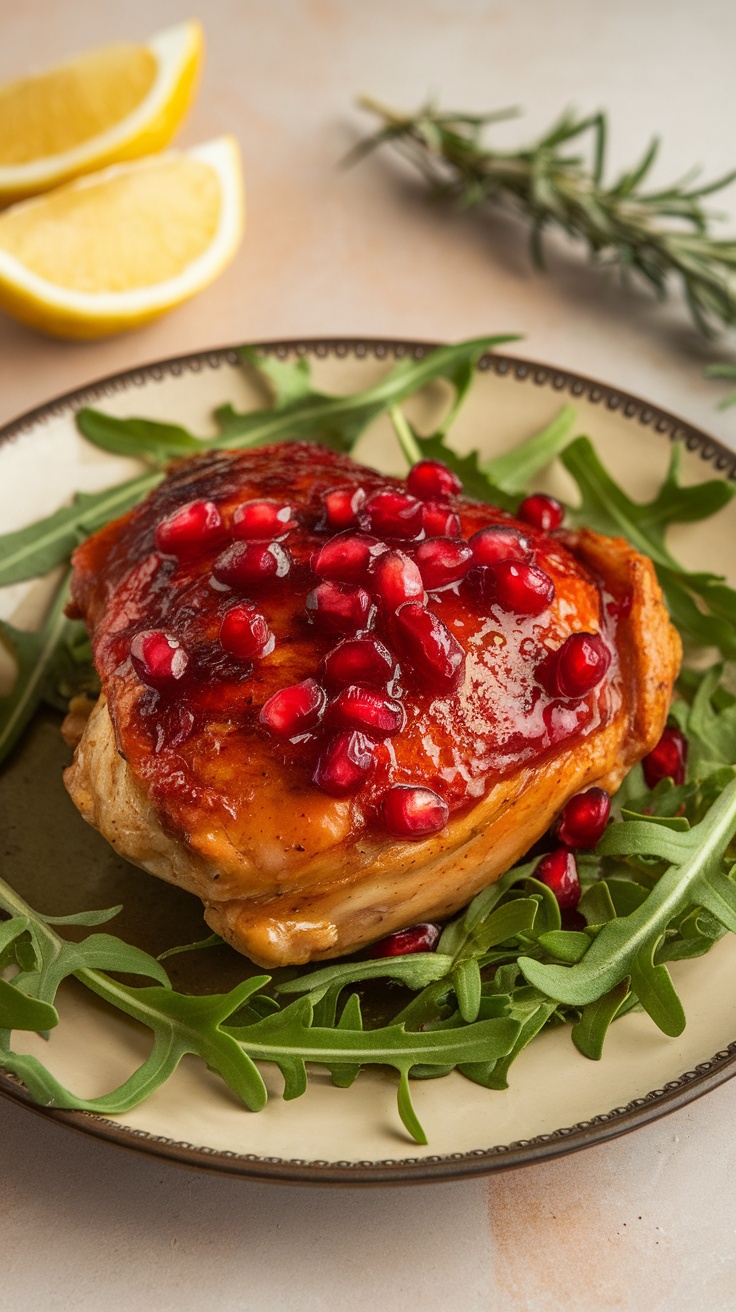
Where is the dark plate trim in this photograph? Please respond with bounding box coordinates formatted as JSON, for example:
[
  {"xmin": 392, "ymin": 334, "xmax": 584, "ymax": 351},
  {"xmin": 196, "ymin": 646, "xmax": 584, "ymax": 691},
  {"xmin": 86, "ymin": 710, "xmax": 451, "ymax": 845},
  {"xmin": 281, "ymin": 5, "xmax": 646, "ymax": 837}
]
[{"xmin": 1, "ymin": 335, "xmax": 735, "ymax": 1185}]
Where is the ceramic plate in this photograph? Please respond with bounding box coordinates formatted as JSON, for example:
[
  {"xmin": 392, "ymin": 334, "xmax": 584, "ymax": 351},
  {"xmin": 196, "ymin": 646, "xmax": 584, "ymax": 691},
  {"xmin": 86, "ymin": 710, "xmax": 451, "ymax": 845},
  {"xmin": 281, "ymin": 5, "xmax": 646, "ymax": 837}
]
[{"xmin": 1, "ymin": 338, "xmax": 736, "ymax": 1186}]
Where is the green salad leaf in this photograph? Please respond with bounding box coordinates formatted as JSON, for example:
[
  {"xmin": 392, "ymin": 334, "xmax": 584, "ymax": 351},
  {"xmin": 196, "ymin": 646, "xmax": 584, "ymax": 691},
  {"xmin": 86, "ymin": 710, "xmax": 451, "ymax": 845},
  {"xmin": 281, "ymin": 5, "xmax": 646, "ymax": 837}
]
[
  {"xmin": 481, "ymin": 403, "xmax": 578, "ymax": 494},
  {"xmin": 74, "ymin": 410, "xmax": 201, "ymax": 465},
  {"xmin": 562, "ymin": 438, "xmax": 736, "ymax": 657},
  {"xmin": 520, "ymin": 777, "xmax": 736, "ymax": 1020},
  {"xmin": 0, "ymin": 471, "xmax": 161, "ymax": 588},
  {"xmin": 0, "ymin": 874, "xmax": 518, "ymax": 1142},
  {"xmin": 214, "ymin": 336, "xmax": 519, "ymax": 452},
  {"xmin": 0, "ymin": 578, "xmax": 73, "ymax": 766}
]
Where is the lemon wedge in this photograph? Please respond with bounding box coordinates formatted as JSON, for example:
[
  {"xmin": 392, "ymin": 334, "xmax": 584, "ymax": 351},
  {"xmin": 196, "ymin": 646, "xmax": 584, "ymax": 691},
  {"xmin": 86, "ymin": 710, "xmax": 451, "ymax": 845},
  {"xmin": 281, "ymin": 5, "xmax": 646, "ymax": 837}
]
[
  {"xmin": 0, "ymin": 21, "xmax": 203, "ymax": 205},
  {"xmin": 0, "ymin": 136, "xmax": 244, "ymax": 338}
]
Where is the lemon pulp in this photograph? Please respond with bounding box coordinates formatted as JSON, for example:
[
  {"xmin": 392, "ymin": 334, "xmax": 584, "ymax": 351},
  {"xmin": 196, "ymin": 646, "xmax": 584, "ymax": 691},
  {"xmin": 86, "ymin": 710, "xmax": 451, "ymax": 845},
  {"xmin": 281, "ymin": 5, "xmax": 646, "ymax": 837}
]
[
  {"xmin": 0, "ymin": 158, "xmax": 221, "ymax": 292},
  {"xmin": 0, "ymin": 22, "xmax": 203, "ymax": 204},
  {"xmin": 0, "ymin": 45, "xmax": 158, "ymax": 167}
]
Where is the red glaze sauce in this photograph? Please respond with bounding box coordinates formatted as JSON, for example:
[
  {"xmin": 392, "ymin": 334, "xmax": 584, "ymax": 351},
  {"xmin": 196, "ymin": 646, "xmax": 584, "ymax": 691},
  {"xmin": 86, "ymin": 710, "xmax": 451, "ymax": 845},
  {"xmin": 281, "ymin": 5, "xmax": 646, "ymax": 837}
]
[{"xmin": 69, "ymin": 444, "xmax": 623, "ymax": 844}]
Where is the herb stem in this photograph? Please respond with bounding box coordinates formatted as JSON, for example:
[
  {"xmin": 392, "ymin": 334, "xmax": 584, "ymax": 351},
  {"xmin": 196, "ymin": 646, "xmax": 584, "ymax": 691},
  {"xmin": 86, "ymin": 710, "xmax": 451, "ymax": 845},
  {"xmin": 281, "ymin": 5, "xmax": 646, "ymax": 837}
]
[{"xmin": 389, "ymin": 403, "xmax": 423, "ymax": 466}]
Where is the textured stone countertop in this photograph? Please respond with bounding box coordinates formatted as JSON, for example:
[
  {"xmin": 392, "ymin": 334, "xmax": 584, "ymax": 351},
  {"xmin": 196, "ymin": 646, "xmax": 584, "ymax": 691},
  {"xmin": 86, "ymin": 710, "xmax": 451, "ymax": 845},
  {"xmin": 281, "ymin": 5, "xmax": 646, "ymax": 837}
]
[{"xmin": 1, "ymin": 1, "xmax": 736, "ymax": 1307}]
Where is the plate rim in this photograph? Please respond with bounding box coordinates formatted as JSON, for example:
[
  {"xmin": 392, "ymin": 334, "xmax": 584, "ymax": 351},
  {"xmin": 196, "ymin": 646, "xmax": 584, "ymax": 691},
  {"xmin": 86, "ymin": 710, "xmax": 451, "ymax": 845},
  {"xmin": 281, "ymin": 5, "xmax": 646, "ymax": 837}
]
[{"xmin": 2, "ymin": 333, "xmax": 736, "ymax": 1186}]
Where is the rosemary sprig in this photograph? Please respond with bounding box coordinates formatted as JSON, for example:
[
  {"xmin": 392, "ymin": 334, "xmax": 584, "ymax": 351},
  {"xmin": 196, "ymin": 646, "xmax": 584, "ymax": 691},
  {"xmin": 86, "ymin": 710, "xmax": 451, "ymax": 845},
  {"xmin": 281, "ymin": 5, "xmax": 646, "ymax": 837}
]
[{"xmin": 353, "ymin": 99, "xmax": 736, "ymax": 337}]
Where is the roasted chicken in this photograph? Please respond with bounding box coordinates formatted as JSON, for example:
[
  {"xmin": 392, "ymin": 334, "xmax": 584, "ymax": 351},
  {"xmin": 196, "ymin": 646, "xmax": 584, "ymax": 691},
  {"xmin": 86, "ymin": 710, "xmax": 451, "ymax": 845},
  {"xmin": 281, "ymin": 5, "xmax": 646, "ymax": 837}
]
[{"xmin": 64, "ymin": 443, "xmax": 681, "ymax": 966}]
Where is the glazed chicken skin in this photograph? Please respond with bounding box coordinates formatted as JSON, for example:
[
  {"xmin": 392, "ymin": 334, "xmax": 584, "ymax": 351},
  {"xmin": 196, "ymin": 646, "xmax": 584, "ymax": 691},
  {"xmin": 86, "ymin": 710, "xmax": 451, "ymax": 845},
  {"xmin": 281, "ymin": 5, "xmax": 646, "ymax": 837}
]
[{"xmin": 64, "ymin": 442, "xmax": 681, "ymax": 966}]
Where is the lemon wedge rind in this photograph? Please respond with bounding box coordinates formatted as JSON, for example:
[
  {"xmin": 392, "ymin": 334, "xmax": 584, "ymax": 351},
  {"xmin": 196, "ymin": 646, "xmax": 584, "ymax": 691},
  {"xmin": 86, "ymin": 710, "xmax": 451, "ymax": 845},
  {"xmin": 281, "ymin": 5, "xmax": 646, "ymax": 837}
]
[
  {"xmin": 0, "ymin": 20, "xmax": 203, "ymax": 204},
  {"xmin": 0, "ymin": 136, "xmax": 244, "ymax": 338}
]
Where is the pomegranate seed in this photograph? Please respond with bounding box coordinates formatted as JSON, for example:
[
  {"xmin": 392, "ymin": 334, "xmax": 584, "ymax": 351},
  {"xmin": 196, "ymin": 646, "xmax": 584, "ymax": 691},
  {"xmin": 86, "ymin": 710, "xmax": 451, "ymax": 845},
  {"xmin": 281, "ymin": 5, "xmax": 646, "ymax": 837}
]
[
  {"xmin": 328, "ymin": 686, "xmax": 404, "ymax": 737},
  {"xmin": 535, "ymin": 848, "xmax": 581, "ymax": 911},
  {"xmin": 371, "ymin": 549, "xmax": 424, "ymax": 611},
  {"xmin": 554, "ymin": 632, "xmax": 611, "ymax": 698},
  {"xmin": 382, "ymin": 785, "xmax": 450, "ymax": 838},
  {"xmin": 494, "ymin": 561, "xmax": 555, "ymax": 616},
  {"xmin": 392, "ymin": 603, "xmax": 465, "ymax": 693},
  {"xmin": 320, "ymin": 485, "xmax": 367, "ymax": 531},
  {"xmin": 219, "ymin": 604, "xmax": 274, "ymax": 660},
  {"xmin": 554, "ymin": 787, "xmax": 611, "ymax": 848},
  {"xmin": 469, "ymin": 525, "xmax": 531, "ymax": 565},
  {"xmin": 130, "ymin": 630, "xmax": 188, "ymax": 688},
  {"xmin": 155, "ymin": 500, "xmax": 223, "ymax": 557},
  {"xmin": 415, "ymin": 538, "xmax": 473, "ymax": 590},
  {"xmin": 368, "ymin": 922, "xmax": 442, "ymax": 957},
  {"xmin": 232, "ymin": 499, "xmax": 296, "ymax": 540},
  {"xmin": 462, "ymin": 564, "xmax": 497, "ymax": 605},
  {"xmin": 321, "ymin": 635, "xmax": 397, "ymax": 690},
  {"xmin": 306, "ymin": 581, "xmax": 374, "ymax": 634},
  {"xmin": 422, "ymin": 502, "xmax": 462, "ymax": 539},
  {"xmin": 312, "ymin": 531, "xmax": 385, "ymax": 583},
  {"xmin": 364, "ymin": 489, "xmax": 424, "ymax": 539},
  {"xmin": 213, "ymin": 541, "xmax": 291, "ymax": 589},
  {"xmin": 518, "ymin": 494, "xmax": 565, "ymax": 532},
  {"xmin": 313, "ymin": 731, "xmax": 375, "ymax": 795},
  {"xmin": 407, "ymin": 459, "xmax": 462, "ymax": 501},
  {"xmin": 259, "ymin": 678, "xmax": 326, "ymax": 738},
  {"xmin": 643, "ymin": 726, "xmax": 688, "ymax": 788}
]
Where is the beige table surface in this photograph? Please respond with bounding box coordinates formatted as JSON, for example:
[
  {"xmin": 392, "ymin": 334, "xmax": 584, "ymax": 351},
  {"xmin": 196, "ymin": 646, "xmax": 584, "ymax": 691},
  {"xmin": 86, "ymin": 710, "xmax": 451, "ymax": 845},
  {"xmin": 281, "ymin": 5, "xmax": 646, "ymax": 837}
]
[{"xmin": 2, "ymin": 0, "xmax": 736, "ymax": 1307}]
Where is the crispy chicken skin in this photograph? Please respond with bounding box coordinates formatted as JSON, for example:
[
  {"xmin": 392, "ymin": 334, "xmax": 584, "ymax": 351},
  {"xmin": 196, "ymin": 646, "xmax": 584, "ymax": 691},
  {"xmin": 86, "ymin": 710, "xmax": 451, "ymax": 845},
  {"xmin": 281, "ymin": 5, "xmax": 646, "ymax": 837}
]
[{"xmin": 64, "ymin": 444, "xmax": 681, "ymax": 966}]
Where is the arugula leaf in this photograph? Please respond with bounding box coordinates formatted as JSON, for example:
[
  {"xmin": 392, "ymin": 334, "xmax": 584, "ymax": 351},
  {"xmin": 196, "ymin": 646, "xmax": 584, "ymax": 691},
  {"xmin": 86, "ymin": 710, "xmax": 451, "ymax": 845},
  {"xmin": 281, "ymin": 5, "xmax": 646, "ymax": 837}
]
[
  {"xmin": 461, "ymin": 996, "xmax": 557, "ymax": 1090},
  {"xmin": 481, "ymin": 403, "xmax": 577, "ymax": 493},
  {"xmin": 157, "ymin": 932, "xmax": 225, "ymax": 961},
  {"xmin": 0, "ymin": 873, "xmax": 521, "ymax": 1143},
  {"xmin": 0, "ymin": 980, "xmax": 58, "ymax": 1032},
  {"xmin": 75, "ymin": 411, "xmax": 201, "ymax": 466},
  {"xmin": 41, "ymin": 906, "xmax": 123, "ymax": 927},
  {"xmin": 571, "ymin": 980, "xmax": 630, "ymax": 1059},
  {"xmin": 244, "ymin": 351, "xmax": 317, "ymax": 408},
  {"xmin": 519, "ymin": 776, "xmax": 736, "ymax": 1021},
  {"xmin": 229, "ymin": 998, "xmax": 520, "ymax": 1144},
  {"xmin": 0, "ymin": 872, "xmax": 167, "ymax": 996},
  {"xmin": 37, "ymin": 623, "xmax": 98, "ymax": 714},
  {"xmin": 669, "ymin": 664, "xmax": 736, "ymax": 778},
  {"xmin": 537, "ymin": 930, "xmax": 591, "ymax": 963},
  {"xmin": 0, "ymin": 579, "xmax": 76, "ymax": 767},
  {"xmin": 578, "ymin": 880, "xmax": 617, "ymax": 927},
  {"xmin": 438, "ymin": 861, "xmax": 539, "ymax": 960},
  {"xmin": 0, "ymin": 471, "xmax": 161, "ymax": 587},
  {"xmin": 562, "ymin": 437, "xmax": 736, "ymax": 657},
  {"xmin": 228, "ymin": 1001, "xmax": 520, "ymax": 1084},
  {"xmin": 276, "ymin": 952, "xmax": 454, "ymax": 1003},
  {"xmin": 214, "ymin": 336, "xmax": 519, "ymax": 453},
  {"xmin": 327, "ymin": 993, "xmax": 363, "ymax": 1090},
  {"xmin": 0, "ymin": 918, "xmax": 58, "ymax": 1031},
  {"xmin": 630, "ymin": 940, "xmax": 686, "ymax": 1036},
  {"xmin": 0, "ymin": 973, "xmax": 271, "ymax": 1116},
  {"xmin": 452, "ymin": 958, "xmax": 482, "ymax": 1022},
  {"xmin": 76, "ymin": 971, "xmax": 271, "ymax": 1113}
]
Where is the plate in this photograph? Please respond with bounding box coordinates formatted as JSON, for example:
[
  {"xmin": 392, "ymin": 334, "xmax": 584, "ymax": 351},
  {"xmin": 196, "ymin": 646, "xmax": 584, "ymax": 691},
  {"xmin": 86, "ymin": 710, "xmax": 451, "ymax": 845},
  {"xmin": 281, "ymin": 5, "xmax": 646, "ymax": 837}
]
[{"xmin": 1, "ymin": 337, "xmax": 736, "ymax": 1186}]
